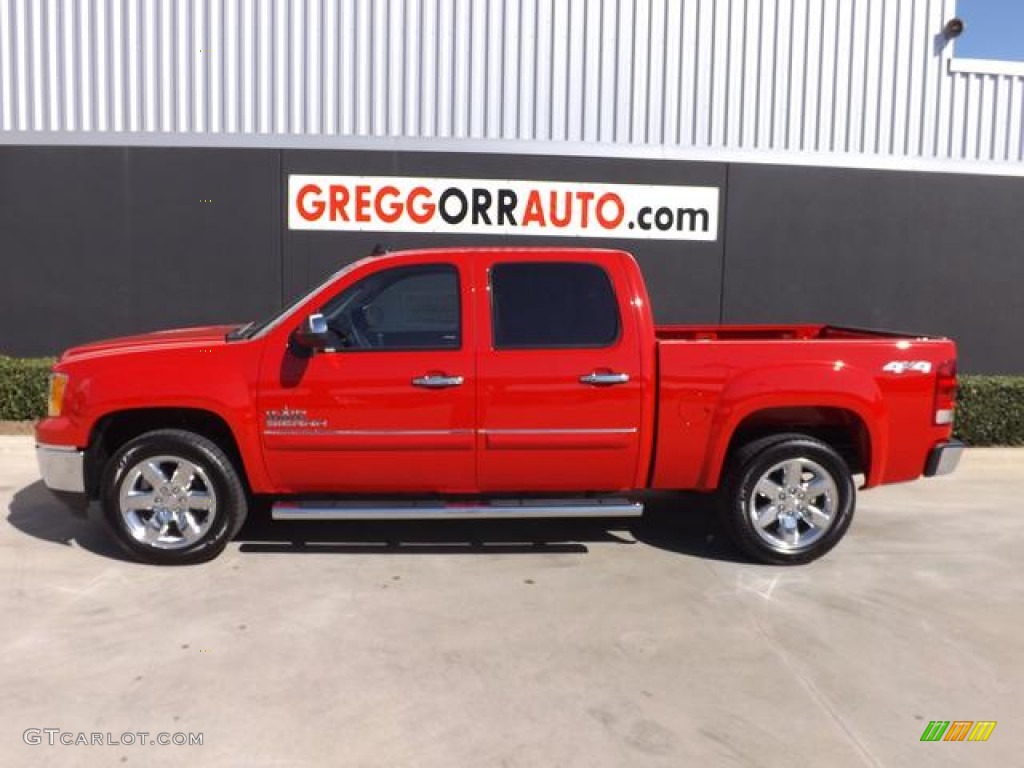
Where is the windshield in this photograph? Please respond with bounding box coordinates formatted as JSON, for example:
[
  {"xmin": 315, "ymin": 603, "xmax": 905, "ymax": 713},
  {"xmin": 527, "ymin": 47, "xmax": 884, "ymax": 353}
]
[{"xmin": 226, "ymin": 260, "xmax": 368, "ymax": 341}]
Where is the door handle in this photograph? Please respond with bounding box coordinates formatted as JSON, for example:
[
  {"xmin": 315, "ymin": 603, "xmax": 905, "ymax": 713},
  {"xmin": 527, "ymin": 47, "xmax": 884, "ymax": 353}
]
[
  {"xmin": 579, "ymin": 371, "xmax": 630, "ymax": 386},
  {"xmin": 412, "ymin": 374, "xmax": 465, "ymax": 389}
]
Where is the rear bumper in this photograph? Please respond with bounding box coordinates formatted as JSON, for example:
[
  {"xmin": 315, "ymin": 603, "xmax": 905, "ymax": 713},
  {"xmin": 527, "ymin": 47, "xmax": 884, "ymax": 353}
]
[
  {"xmin": 924, "ymin": 439, "xmax": 966, "ymax": 477},
  {"xmin": 36, "ymin": 443, "xmax": 89, "ymax": 516}
]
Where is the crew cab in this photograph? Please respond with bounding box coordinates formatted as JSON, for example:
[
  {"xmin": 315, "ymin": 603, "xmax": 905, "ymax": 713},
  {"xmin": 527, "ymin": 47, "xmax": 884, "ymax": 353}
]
[{"xmin": 36, "ymin": 248, "xmax": 963, "ymax": 565}]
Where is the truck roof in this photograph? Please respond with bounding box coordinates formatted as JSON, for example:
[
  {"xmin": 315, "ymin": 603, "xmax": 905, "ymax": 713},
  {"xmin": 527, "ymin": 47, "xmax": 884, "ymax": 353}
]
[{"xmin": 368, "ymin": 246, "xmax": 633, "ymax": 260}]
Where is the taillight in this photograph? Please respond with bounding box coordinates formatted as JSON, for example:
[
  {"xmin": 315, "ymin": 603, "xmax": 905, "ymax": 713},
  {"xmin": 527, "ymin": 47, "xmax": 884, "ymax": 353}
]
[{"xmin": 933, "ymin": 359, "xmax": 957, "ymax": 426}]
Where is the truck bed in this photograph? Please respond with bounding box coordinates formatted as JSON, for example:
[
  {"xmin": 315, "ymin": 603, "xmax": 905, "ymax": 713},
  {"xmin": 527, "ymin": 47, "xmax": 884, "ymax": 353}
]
[{"xmin": 650, "ymin": 323, "xmax": 956, "ymax": 493}]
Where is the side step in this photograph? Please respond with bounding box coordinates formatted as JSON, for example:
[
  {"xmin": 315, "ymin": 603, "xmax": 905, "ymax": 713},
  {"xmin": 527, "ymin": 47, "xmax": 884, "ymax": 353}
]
[{"xmin": 271, "ymin": 498, "xmax": 643, "ymax": 521}]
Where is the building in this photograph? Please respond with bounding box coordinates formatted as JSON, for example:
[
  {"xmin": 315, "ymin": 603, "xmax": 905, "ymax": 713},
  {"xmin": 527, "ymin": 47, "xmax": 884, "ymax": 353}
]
[{"xmin": 1, "ymin": 0, "xmax": 1022, "ymax": 371}]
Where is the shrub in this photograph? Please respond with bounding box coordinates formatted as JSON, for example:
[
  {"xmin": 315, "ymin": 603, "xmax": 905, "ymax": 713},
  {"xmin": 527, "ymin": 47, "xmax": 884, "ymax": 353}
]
[
  {"xmin": 954, "ymin": 375, "xmax": 1024, "ymax": 447},
  {"xmin": 0, "ymin": 357, "xmax": 54, "ymax": 422}
]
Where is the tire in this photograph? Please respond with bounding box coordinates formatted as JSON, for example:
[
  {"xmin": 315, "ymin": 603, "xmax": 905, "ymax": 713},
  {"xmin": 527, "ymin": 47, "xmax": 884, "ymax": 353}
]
[
  {"xmin": 720, "ymin": 434, "xmax": 855, "ymax": 565},
  {"xmin": 101, "ymin": 429, "xmax": 248, "ymax": 565}
]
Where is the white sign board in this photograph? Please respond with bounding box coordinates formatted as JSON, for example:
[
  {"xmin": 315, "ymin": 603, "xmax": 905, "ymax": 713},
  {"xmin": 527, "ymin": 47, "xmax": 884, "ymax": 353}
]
[{"xmin": 288, "ymin": 175, "xmax": 719, "ymax": 241}]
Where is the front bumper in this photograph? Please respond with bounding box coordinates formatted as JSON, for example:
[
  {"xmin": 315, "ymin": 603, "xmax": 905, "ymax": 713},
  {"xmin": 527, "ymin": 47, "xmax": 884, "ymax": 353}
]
[
  {"xmin": 924, "ymin": 439, "xmax": 966, "ymax": 477},
  {"xmin": 36, "ymin": 443, "xmax": 85, "ymax": 492},
  {"xmin": 36, "ymin": 443, "xmax": 90, "ymax": 516}
]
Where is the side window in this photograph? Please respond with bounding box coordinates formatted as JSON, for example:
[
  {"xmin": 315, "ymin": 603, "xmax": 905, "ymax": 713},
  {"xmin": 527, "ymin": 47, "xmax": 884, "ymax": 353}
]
[
  {"xmin": 320, "ymin": 264, "xmax": 460, "ymax": 350},
  {"xmin": 491, "ymin": 262, "xmax": 621, "ymax": 349}
]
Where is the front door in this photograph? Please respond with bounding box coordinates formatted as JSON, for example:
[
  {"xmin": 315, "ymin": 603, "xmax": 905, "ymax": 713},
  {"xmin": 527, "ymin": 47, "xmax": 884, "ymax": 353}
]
[
  {"xmin": 258, "ymin": 259, "xmax": 476, "ymax": 494},
  {"xmin": 476, "ymin": 256, "xmax": 645, "ymax": 492}
]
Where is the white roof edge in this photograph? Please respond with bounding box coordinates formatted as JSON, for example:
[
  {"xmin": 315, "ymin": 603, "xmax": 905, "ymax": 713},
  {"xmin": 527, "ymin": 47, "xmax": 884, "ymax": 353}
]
[
  {"xmin": 1, "ymin": 131, "xmax": 1023, "ymax": 179},
  {"xmin": 949, "ymin": 57, "xmax": 1024, "ymax": 77}
]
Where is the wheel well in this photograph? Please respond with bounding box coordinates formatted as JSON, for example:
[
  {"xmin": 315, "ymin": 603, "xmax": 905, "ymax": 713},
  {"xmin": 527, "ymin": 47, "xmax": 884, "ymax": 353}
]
[
  {"xmin": 725, "ymin": 407, "xmax": 870, "ymax": 477},
  {"xmin": 85, "ymin": 408, "xmax": 244, "ymax": 498}
]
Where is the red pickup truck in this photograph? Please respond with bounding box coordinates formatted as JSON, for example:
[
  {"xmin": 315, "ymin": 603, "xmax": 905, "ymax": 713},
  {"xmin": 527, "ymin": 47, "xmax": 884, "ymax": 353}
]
[{"xmin": 36, "ymin": 247, "xmax": 962, "ymax": 565}]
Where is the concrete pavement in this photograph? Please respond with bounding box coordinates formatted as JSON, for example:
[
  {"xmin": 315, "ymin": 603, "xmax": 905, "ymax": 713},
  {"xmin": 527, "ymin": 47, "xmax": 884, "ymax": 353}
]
[{"xmin": 1, "ymin": 435, "xmax": 1021, "ymax": 767}]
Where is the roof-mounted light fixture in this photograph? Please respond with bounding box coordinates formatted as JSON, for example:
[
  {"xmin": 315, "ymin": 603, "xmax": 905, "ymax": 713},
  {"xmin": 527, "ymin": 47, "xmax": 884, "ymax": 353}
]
[{"xmin": 943, "ymin": 17, "xmax": 965, "ymax": 40}]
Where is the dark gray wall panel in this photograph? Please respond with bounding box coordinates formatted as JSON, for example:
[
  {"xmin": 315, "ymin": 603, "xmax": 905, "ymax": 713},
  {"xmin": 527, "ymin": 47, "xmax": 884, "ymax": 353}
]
[
  {"xmin": 723, "ymin": 164, "xmax": 1024, "ymax": 373},
  {"xmin": 0, "ymin": 147, "xmax": 131, "ymax": 356},
  {"xmin": 120, "ymin": 149, "xmax": 281, "ymax": 334},
  {"xmin": 0, "ymin": 147, "xmax": 281, "ymax": 357},
  {"xmin": 282, "ymin": 150, "xmax": 726, "ymax": 327}
]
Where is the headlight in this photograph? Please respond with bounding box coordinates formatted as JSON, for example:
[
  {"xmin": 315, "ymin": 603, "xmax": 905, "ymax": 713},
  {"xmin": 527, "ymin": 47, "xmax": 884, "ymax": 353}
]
[{"xmin": 47, "ymin": 373, "xmax": 69, "ymax": 418}]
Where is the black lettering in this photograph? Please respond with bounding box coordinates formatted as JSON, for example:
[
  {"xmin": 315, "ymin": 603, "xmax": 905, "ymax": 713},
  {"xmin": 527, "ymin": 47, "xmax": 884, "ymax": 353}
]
[
  {"xmin": 497, "ymin": 189, "xmax": 518, "ymax": 225},
  {"xmin": 655, "ymin": 207, "xmax": 674, "ymax": 230},
  {"xmin": 637, "ymin": 207, "xmax": 652, "ymax": 230},
  {"xmin": 438, "ymin": 188, "xmax": 468, "ymax": 224},
  {"xmin": 677, "ymin": 207, "xmax": 710, "ymax": 232},
  {"xmin": 472, "ymin": 188, "xmax": 493, "ymax": 225}
]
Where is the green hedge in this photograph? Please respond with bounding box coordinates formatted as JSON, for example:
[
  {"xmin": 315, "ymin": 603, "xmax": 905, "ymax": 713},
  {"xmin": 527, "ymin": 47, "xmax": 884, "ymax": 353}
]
[
  {"xmin": 0, "ymin": 357, "xmax": 1022, "ymax": 445},
  {"xmin": 0, "ymin": 357, "xmax": 55, "ymax": 421},
  {"xmin": 953, "ymin": 375, "xmax": 1024, "ymax": 447}
]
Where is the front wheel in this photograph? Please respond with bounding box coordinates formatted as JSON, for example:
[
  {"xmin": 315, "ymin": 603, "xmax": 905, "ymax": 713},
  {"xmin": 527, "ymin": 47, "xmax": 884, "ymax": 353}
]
[
  {"xmin": 721, "ymin": 435, "xmax": 855, "ymax": 565},
  {"xmin": 101, "ymin": 429, "xmax": 248, "ymax": 565}
]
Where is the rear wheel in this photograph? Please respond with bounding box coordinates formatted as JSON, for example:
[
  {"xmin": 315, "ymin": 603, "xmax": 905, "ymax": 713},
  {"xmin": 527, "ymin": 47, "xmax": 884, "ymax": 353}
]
[
  {"xmin": 101, "ymin": 429, "xmax": 247, "ymax": 565},
  {"xmin": 721, "ymin": 434, "xmax": 855, "ymax": 565}
]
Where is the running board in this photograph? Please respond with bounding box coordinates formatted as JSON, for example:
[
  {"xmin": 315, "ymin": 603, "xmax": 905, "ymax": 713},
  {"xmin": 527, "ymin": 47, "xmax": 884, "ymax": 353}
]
[{"xmin": 271, "ymin": 498, "xmax": 643, "ymax": 521}]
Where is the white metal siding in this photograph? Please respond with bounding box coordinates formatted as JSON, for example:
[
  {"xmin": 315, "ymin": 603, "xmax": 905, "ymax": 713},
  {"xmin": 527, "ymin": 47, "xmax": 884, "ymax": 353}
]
[{"xmin": 1, "ymin": 0, "xmax": 1022, "ymax": 167}]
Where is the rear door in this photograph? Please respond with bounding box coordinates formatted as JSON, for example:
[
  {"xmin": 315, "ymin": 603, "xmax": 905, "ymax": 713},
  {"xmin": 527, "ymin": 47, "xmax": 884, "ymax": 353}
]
[{"xmin": 475, "ymin": 253, "xmax": 645, "ymax": 492}]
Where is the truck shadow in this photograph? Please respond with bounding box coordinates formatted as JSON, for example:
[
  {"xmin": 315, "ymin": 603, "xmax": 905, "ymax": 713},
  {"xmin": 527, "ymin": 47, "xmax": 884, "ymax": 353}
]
[
  {"xmin": 8, "ymin": 482, "xmax": 748, "ymax": 564},
  {"xmin": 635, "ymin": 492, "xmax": 746, "ymax": 562},
  {"xmin": 7, "ymin": 480, "xmax": 135, "ymax": 562},
  {"xmin": 235, "ymin": 492, "xmax": 746, "ymax": 562},
  {"xmin": 238, "ymin": 518, "xmax": 605, "ymax": 555}
]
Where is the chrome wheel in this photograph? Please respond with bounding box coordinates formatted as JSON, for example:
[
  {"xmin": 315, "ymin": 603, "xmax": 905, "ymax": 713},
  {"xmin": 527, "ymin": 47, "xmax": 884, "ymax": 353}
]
[
  {"xmin": 748, "ymin": 457, "xmax": 838, "ymax": 552},
  {"xmin": 118, "ymin": 455, "xmax": 218, "ymax": 550}
]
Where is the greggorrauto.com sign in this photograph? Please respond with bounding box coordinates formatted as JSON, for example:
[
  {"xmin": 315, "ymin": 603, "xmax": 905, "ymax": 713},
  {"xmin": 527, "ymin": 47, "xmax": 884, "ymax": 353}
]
[{"xmin": 288, "ymin": 175, "xmax": 719, "ymax": 241}]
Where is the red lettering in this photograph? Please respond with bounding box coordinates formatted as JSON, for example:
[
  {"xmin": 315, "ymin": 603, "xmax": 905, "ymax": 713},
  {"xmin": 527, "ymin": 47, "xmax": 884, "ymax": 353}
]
[
  {"xmin": 304, "ymin": 181, "xmax": 622, "ymax": 231},
  {"xmin": 407, "ymin": 186, "xmax": 436, "ymax": 223},
  {"xmin": 595, "ymin": 193, "xmax": 625, "ymax": 229},
  {"xmin": 549, "ymin": 191, "xmax": 572, "ymax": 228},
  {"xmin": 328, "ymin": 185, "xmax": 349, "ymax": 222},
  {"xmin": 297, "ymin": 184, "xmax": 326, "ymax": 222},
  {"xmin": 575, "ymin": 190, "xmax": 595, "ymax": 228},
  {"xmin": 522, "ymin": 190, "xmax": 547, "ymax": 227},
  {"xmin": 354, "ymin": 185, "xmax": 372, "ymax": 222},
  {"xmin": 374, "ymin": 185, "xmax": 403, "ymax": 223}
]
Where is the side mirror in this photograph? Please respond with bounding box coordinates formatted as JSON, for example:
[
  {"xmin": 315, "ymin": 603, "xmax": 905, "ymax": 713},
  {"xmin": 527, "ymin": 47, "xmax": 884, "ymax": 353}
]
[{"xmin": 292, "ymin": 313, "xmax": 331, "ymax": 351}]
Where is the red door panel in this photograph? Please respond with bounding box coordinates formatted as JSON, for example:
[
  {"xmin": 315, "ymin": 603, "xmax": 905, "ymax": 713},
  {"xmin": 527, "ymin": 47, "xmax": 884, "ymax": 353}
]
[
  {"xmin": 258, "ymin": 259, "xmax": 477, "ymax": 494},
  {"xmin": 475, "ymin": 255, "xmax": 644, "ymax": 492}
]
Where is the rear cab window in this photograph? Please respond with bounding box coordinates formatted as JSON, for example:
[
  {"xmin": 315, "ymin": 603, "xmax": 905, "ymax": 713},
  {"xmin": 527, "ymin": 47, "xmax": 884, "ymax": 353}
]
[{"xmin": 490, "ymin": 262, "xmax": 621, "ymax": 349}]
